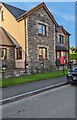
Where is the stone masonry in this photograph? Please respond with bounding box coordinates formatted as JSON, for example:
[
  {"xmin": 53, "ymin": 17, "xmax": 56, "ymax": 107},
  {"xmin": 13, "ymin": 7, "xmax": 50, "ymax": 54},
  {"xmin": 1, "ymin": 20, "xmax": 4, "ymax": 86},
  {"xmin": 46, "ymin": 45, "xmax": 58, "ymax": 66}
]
[
  {"xmin": 1, "ymin": 46, "xmax": 15, "ymax": 70},
  {"xmin": 27, "ymin": 7, "xmax": 55, "ymax": 72}
]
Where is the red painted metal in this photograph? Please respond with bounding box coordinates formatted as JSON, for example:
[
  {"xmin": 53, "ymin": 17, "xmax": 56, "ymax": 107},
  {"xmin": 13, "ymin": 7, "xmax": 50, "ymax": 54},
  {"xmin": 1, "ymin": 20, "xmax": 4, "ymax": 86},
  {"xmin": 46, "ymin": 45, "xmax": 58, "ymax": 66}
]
[{"xmin": 60, "ymin": 56, "xmax": 65, "ymax": 65}]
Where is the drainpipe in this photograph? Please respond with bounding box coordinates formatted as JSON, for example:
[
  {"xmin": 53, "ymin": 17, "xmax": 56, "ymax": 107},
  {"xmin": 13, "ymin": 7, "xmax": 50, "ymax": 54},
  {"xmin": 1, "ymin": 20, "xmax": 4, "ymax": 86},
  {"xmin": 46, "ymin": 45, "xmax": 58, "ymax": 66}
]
[
  {"xmin": 24, "ymin": 17, "xmax": 28, "ymax": 70},
  {"xmin": 54, "ymin": 25, "xmax": 56, "ymax": 65},
  {"xmin": 68, "ymin": 36, "xmax": 70, "ymax": 62}
]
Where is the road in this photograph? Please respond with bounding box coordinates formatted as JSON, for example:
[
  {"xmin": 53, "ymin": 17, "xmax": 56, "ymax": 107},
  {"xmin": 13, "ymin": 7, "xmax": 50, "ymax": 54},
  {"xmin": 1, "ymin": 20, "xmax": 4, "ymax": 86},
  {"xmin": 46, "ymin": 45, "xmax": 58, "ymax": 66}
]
[
  {"xmin": 2, "ymin": 76, "xmax": 67, "ymax": 99},
  {"xmin": 2, "ymin": 84, "xmax": 75, "ymax": 118}
]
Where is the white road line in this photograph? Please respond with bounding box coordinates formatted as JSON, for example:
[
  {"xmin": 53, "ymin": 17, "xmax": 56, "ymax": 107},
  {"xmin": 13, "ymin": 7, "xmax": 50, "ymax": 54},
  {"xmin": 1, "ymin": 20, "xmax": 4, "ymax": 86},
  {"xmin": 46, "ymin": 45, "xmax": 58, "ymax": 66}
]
[
  {"xmin": 0, "ymin": 82, "xmax": 69, "ymax": 104},
  {"xmin": 26, "ymin": 84, "xmax": 70, "ymax": 99}
]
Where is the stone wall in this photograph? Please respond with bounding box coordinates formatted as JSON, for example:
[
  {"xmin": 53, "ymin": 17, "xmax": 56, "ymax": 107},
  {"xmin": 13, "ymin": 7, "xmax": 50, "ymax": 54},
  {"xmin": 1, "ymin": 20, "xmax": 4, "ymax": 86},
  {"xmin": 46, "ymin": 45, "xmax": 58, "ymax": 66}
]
[
  {"xmin": 1, "ymin": 69, "xmax": 26, "ymax": 79},
  {"xmin": 1, "ymin": 65, "xmax": 69, "ymax": 79},
  {"xmin": 26, "ymin": 7, "xmax": 56, "ymax": 72},
  {"xmin": 1, "ymin": 46, "xmax": 15, "ymax": 70}
]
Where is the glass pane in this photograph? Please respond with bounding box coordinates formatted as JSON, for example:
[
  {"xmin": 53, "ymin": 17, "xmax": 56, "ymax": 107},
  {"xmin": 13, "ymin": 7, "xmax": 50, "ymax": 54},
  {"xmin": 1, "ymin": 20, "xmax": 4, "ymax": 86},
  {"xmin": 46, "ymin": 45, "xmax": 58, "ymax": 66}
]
[
  {"xmin": 39, "ymin": 48, "xmax": 47, "ymax": 59},
  {"xmin": 58, "ymin": 35, "xmax": 60, "ymax": 42},
  {"xmin": 38, "ymin": 24, "xmax": 42, "ymax": 34},
  {"xmin": 1, "ymin": 48, "xmax": 7, "ymax": 59},
  {"xmin": 57, "ymin": 52, "xmax": 60, "ymax": 59},
  {"xmin": 43, "ymin": 48, "xmax": 45, "ymax": 58},
  {"xmin": 16, "ymin": 48, "xmax": 22, "ymax": 59},
  {"xmin": 43, "ymin": 25, "xmax": 45, "ymax": 35}
]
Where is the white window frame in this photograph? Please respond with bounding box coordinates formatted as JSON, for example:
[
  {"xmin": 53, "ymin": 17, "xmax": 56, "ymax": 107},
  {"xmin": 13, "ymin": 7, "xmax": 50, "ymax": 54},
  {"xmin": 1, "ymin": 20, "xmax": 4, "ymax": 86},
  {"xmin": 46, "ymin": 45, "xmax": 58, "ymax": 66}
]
[
  {"xmin": 36, "ymin": 21, "xmax": 48, "ymax": 36},
  {"xmin": 1, "ymin": 48, "xmax": 7, "ymax": 60},
  {"xmin": 39, "ymin": 47, "xmax": 47, "ymax": 59},
  {"xmin": 37, "ymin": 45, "xmax": 49, "ymax": 60},
  {"xmin": 57, "ymin": 33, "xmax": 65, "ymax": 44}
]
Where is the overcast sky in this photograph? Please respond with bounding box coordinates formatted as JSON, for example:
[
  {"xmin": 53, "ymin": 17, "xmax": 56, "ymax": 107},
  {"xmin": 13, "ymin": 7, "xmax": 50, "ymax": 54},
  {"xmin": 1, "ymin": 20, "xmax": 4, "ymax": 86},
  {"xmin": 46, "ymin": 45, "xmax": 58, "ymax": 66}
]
[{"xmin": 6, "ymin": 2, "xmax": 75, "ymax": 47}]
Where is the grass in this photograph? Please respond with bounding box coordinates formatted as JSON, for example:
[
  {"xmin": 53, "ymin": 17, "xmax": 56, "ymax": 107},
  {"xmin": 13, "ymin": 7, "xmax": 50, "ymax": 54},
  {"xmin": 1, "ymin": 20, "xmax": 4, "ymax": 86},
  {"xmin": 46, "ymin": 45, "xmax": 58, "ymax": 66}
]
[{"xmin": 0, "ymin": 70, "xmax": 68, "ymax": 88}]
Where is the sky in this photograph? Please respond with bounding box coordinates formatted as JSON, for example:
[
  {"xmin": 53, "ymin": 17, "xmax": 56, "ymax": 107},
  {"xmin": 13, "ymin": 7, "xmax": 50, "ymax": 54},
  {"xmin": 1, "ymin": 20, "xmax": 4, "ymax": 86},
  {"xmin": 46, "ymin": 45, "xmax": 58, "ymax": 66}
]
[{"xmin": 6, "ymin": 2, "xmax": 75, "ymax": 47}]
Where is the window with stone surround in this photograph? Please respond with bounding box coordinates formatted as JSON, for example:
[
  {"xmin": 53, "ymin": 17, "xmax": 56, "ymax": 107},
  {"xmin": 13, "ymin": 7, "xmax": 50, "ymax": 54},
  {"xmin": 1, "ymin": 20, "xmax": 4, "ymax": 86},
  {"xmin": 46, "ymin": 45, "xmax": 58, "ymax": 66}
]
[
  {"xmin": 16, "ymin": 47, "xmax": 22, "ymax": 59},
  {"xmin": 58, "ymin": 34, "xmax": 64, "ymax": 44},
  {"xmin": 39, "ymin": 47, "xmax": 47, "ymax": 59},
  {"xmin": 0, "ymin": 48, "xmax": 7, "ymax": 60},
  {"xmin": 38, "ymin": 23, "xmax": 47, "ymax": 36}
]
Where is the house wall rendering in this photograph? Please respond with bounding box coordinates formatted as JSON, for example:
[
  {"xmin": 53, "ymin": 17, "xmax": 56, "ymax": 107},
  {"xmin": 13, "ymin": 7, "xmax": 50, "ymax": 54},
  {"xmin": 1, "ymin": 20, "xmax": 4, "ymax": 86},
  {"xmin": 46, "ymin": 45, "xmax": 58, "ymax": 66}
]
[{"xmin": 0, "ymin": 3, "xmax": 26, "ymax": 68}]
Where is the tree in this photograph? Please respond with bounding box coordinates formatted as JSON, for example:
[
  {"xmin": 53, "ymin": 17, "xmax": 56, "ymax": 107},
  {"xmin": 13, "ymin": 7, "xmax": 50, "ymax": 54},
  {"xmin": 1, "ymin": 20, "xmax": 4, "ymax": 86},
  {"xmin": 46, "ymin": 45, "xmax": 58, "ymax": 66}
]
[
  {"xmin": 71, "ymin": 46, "xmax": 75, "ymax": 54},
  {"xmin": 70, "ymin": 47, "xmax": 75, "ymax": 62},
  {"xmin": 75, "ymin": 46, "xmax": 77, "ymax": 53}
]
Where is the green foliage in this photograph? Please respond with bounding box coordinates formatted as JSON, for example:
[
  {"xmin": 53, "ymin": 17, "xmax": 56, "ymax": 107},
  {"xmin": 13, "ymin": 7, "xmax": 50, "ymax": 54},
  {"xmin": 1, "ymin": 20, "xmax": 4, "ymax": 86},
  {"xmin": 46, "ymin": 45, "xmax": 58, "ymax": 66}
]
[
  {"xmin": 70, "ymin": 46, "xmax": 77, "ymax": 54},
  {"xmin": 70, "ymin": 54, "xmax": 77, "ymax": 60}
]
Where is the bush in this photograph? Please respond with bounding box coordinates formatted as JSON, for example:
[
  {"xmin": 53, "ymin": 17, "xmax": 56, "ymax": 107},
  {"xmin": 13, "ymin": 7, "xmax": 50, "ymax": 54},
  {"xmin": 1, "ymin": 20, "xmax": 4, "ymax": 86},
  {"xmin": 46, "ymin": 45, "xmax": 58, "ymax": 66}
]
[{"xmin": 70, "ymin": 54, "xmax": 77, "ymax": 60}]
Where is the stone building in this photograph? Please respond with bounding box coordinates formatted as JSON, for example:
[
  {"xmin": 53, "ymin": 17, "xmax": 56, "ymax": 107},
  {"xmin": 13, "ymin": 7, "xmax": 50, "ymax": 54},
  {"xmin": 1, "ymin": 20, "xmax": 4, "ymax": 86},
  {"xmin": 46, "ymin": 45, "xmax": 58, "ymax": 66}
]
[
  {"xmin": 0, "ymin": 2, "xmax": 70, "ymax": 72},
  {"xmin": 55, "ymin": 26, "xmax": 70, "ymax": 65}
]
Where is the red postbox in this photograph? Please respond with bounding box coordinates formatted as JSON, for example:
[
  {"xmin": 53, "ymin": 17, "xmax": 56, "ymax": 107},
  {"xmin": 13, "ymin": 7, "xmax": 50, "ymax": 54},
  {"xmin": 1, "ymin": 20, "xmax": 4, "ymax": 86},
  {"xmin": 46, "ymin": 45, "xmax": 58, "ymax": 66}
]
[{"xmin": 60, "ymin": 56, "xmax": 65, "ymax": 65}]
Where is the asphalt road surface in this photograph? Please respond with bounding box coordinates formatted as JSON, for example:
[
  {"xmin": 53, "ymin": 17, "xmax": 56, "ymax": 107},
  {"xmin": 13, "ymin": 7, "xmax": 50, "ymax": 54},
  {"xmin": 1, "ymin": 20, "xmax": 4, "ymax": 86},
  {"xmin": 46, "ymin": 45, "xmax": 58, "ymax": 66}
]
[
  {"xmin": 2, "ymin": 76, "xmax": 67, "ymax": 99},
  {"xmin": 2, "ymin": 84, "xmax": 75, "ymax": 118}
]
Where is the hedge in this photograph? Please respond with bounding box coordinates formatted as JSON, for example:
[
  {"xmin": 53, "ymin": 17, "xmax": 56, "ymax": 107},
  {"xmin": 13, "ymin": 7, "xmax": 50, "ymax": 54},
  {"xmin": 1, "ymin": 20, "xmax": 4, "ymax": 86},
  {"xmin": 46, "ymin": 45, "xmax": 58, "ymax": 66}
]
[{"xmin": 70, "ymin": 54, "xmax": 77, "ymax": 60}]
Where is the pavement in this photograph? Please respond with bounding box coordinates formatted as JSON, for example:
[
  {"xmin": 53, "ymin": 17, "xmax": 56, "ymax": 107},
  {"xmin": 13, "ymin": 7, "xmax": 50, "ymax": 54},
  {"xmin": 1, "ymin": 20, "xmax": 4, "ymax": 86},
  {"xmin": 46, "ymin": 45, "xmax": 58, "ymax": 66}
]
[{"xmin": 2, "ymin": 76, "xmax": 67, "ymax": 100}]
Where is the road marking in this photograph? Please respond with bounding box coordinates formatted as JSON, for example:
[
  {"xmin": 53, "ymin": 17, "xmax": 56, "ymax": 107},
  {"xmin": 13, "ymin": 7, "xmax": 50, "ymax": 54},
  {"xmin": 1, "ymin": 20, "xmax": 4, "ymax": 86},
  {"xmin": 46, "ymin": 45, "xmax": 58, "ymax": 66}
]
[
  {"xmin": 26, "ymin": 84, "xmax": 71, "ymax": 100},
  {"xmin": 0, "ymin": 82, "xmax": 69, "ymax": 105},
  {"xmin": 44, "ymin": 84, "xmax": 70, "ymax": 92}
]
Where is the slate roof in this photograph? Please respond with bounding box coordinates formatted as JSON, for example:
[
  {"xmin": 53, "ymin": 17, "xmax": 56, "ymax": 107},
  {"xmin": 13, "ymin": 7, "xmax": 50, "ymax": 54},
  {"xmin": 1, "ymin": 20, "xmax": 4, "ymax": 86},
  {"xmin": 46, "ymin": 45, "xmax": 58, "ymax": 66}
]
[
  {"xmin": 2, "ymin": 2, "xmax": 70, "ymax": 36},
  {"xmin": 2, "ymin": 2, "xmax": 26, "ymax": 19},
  {"xmin": 16, "ymin": 2, "xmax": 58, "ymax": 26},
  {"xmin": 56, "ymin": 43, "xmax": 68, "ymax": 51}
]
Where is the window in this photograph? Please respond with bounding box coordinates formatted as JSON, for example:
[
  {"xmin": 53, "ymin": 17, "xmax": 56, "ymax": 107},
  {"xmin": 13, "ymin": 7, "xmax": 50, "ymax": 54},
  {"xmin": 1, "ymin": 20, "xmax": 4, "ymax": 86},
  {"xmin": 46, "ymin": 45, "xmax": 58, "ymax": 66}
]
[
  {"xmin": 0, "ymin": 48, "xmax": 7, "ymax": 60},
  {"xmin": 16, "ymin": 48, "xmax": 22, "ymax": 59},
  {"xmin": 60, "ymin": 51, "xmax": 66, "ymax": 58},
  {"xmin": 38, "ymin": 23, "xmax": 47, "ymax": 36},
  {"xmin": 1, "ymin": 11, "xmax": 4, "ymax": 21},
  {"xmin": 58, "ymin": 35, "xmax": 64, "ymax": 44},
  {"xmin": 39, "ymin": 47, "xmax": 47, "ymax": 59},
  {"xmin": 57, "ymin": 52, "xmax": 61, "ymax": 59}
]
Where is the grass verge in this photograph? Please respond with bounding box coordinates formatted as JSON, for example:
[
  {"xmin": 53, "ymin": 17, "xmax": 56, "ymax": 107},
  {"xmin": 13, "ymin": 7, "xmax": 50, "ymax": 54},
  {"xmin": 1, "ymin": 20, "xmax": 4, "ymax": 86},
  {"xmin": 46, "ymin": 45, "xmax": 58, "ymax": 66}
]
[{"xmin": 0, "ymin": 70, "xmax": 68, "ymax": 88}]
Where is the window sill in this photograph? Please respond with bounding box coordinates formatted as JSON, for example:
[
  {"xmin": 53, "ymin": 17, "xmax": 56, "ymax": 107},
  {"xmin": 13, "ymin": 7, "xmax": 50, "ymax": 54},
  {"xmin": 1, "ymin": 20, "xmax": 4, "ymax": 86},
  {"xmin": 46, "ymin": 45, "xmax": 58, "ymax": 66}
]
[
  {"xmin": 1, "ymin": 59, "xmax": 7, "ymax": 60},
  {"xmin": 38, "ymin": 58, "xmax": 48, "ymax": 60},
  {"xmin": 16, "ymin": 58, "xmax": 22, "ymax": 60},
  {"xmin": 37, "ymin": 33, "xmax": 47, "ymax": 37}
]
